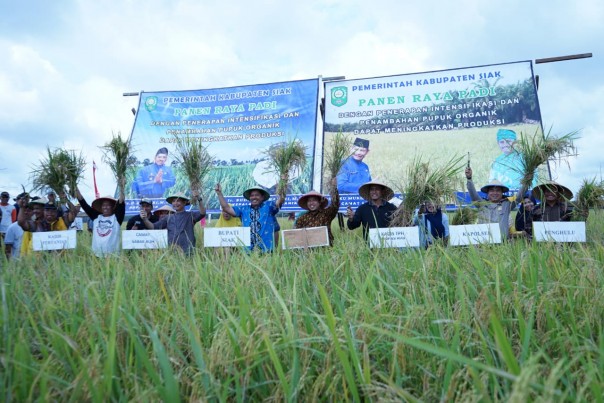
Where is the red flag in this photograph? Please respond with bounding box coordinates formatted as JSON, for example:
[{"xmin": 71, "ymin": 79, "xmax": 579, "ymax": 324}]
[{"xmin": 93, "ymin": 161, "xmax": 100, "ymax": 199}]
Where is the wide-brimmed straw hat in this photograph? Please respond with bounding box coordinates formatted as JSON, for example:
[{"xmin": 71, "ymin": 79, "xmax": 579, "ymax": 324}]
[
  {"xmin": 153, "ymin": 205, "xmax": 176, "ymax": 216},
  {"xmin": 91, "ymin": 196, "xmax": 117, "ymax": 213},
  {"xmin": 297, "ymin": 190, "xmax": 328, "ymax": 210},
  {"xmin": 480, "ymin": 179, "xmax": 510, "ymax": 194},
  {"xmin": 358, "ymin": 181, "xmax": 394, "ymax": 201},
  {"xmin": 166, "ymin": 193, "xmax": 191, "ymax": 205},
  {"xmin": 243, "ymin": 186, "xmax": 270, "ymax": 201},
  {"xmin": 532, "ymin": 182, "xmax": 573, "ymax": 201}
]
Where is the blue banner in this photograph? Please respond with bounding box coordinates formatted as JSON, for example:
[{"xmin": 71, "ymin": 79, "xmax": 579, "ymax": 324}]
[{"xmin": 126, "ymin": 79, "xmax": 320, "ymax": 214}]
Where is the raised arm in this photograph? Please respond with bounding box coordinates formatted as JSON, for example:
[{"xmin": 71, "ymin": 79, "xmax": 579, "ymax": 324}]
[
  {"xmin": 59, "ymin": 190, "xmax": 77, "ymax": 227},
  {"xmin": 75, "ymin": 187, "xmax": 100, "ymax": 220},
  {"xmin": 191, "ymin": 189, "xmax": 206, "ymax": 216},
  {"xmin": 214, "ymin": 183, "xmax": 236, "ymax": 216},
  {"xmin": 465, "ymin": 167, "xmax": 481, "ymax": 202},
  {"xmin": 17, "ymin": 197, "xmax": 35, "ymax": 232}
]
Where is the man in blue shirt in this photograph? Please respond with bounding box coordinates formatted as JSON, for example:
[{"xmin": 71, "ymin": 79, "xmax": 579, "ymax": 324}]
[
  {"xmin": 132, "ymin": 147, "xmax": 176, "ymax": 198},
  {"xmin": 337, "ymin": 137, "xmax": 372, "ymax": 194},
  {"xmin": 215, "ymin": 183, "xmax": 285, "ymax": 252}
]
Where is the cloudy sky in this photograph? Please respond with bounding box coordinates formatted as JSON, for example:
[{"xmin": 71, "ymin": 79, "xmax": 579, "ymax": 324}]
[{"xmin": 1, "ymin": 0, "xmax": 601, "ymax": 201}]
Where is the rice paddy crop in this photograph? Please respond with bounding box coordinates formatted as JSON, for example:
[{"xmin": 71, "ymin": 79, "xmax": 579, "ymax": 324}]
[{"xmin": 1, "ymin": 212, "xmax": 603, "ymax": 401}]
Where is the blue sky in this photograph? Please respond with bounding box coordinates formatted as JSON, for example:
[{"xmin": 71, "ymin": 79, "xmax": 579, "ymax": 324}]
[{"xmin": 1, "ymin": 0, "xmax": 602, "ymax": 200}]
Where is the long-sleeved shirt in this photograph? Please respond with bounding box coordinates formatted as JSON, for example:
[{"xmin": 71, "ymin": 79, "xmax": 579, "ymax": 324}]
[
  {"xmin": 295, "ymin": 188, "xmax": 340, "ymax": 245},
  {"xmin": 153, "ymin": 210, "xmax": 204, "ymax": 254},
  {"xmin": 337, "ymin": 157, "xmax": 371, "ymax": 194},
  {"xmin": 347, "ymin": 200, "xmax": 397, "ymax": 240},
  {"xmin": 132, "ymin": 164, "xmax": 176, "ymax": 198}
]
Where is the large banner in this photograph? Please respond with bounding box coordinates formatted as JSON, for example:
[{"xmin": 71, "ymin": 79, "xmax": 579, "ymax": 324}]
[
  {"xmin": 125, "ymin": 79, "xmax": 320, "ymax": 214},
  {"xmin": 323, "ymin": 61, "xmax": 543, "ymax": 208}
]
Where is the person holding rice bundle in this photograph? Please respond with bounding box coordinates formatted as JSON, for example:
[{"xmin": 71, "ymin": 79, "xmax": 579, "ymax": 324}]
[
  {"xmin": 532, "ymin": 182, "xmax": 573, "ymax": 222},
  {"xmin": 77, "ymin": 187, "xmax": 125, "ymax": 257},
  {"xmin": 142, "ymin": 191, "xmax": 206, "ymax": 255},
  {"xmin": 465, "ymin": 166, "xmax": 527, "ymax": 239},
  {"xmin": 215, "ymin": 183, "xmax": 284, "ymax": 252},
  {"xmin": 346, "ymin": 181, "xmax": 397, "ymax": 241},
  {"xmin": 295, "ymin": 178, "xmax": 340, "ymax": 246}
]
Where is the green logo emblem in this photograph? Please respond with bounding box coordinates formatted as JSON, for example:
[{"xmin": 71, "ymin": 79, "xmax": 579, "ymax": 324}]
[
  {"xmin": 331, "ymin": 86, "xmax": 348, "ymax": 107},
  {"xmin": 144, "ymin": 96, "xmax": 158, "ymax": 112}
]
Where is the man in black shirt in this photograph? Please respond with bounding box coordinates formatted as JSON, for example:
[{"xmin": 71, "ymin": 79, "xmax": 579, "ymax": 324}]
[
  {"xmin": 126, "ymin": 198, "xmax": 158, "ymax": 230},
  {"xmin": 346, "ymin": 181, "xmax": 397, "ymax": 240}
]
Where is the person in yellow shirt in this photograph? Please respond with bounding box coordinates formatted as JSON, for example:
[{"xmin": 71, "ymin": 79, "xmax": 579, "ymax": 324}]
[
  {"xmin": 18, "ymin": 193, "xmax": 77, "ymax": 255},
  {"xmin": 215, "ymin": 204, "xmax": 242, "ymax": 228}
]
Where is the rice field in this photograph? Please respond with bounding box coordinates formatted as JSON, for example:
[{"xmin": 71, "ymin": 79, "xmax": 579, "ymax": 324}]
[{"xmin": 1, "ymin": 210, "xmax": 603, "ymax": 401}]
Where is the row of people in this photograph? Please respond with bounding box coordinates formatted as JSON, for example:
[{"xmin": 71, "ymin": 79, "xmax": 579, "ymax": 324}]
[{"xmin": 4, "ymin": 170, "xmax": 576, "ymax": 258}]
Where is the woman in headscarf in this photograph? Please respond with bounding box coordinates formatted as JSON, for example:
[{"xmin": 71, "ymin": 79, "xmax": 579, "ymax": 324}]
[
  {"xmin": 512, "ymin": 192, "xmax": 539, "ymax": 239},
  {"xmin": 414, "ymin": 201, "xmax": 449, "ymax": 248}
]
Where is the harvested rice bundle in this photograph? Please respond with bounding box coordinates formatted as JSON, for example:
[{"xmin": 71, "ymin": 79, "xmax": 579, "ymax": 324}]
[
  {"xmin": 451, "ymin": 206, "xmax": 478, "ymax": 225},
  {"xmin": 572, "ymin": 177, "xmax": 604, "ymax": 221},
  {"xmin": 30, "ymin": 147, "xmax": 86, "ymax": 198},
  {"xmin": 172, "ymin": 135, "xmax": 214, "ymax": 196},
  {"xmin": 391, "ymin": 154, "xmax": 464, "ymax": 227},
  {"xmin": 100, "ymin": 131, "xmax": 134, "ymax": 197},
  {"xmin": 323, "ymin": 130, "xmax": 352, "ymax": 191},
  {"xmin": 514, "ymin": 129, "xmax": 578, "ymax": 189},
  {"xmin": 263, "ymin": 138, "xmax": 307, "ymax": 197}
]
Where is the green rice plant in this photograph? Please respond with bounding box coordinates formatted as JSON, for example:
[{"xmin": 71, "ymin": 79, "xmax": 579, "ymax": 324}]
[
  {"xmin": 572, "ymin": 177, "xmax": 604, "ymax": 221},
  {"xmin": 30, "ymin": 147, "xmax": 86, "ymax": 198},
  {"xmin": 172, "ymin": 134, "xmax": 214, "ymax": 196},
  {"xmin": 100, "ymin": 131, "xmax": 134, "ymax": 197},
  {"xmin": 2, "ymin": 213, "xmax": 604, "ymax": 400},
  {"xmin": 263, "ymin": 138, "xmax": 307, "ymax": 197},
  {"xmin": 514, "ymin": 128, "xmax": 579, "ymax": 189},
  {"xmin": 450, "ymin": 206, "xmax": 478, "ymax": 225},
  {"xmin": 391, "ymin": 154, "xmax": 465, "ymax": 226},
  {"xmin": 323, "ymin": 130, "xmax": 352, "ymax": 191}
]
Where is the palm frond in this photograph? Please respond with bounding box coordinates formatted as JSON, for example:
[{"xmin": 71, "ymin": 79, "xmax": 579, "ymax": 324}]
[{"xmin": 172, "ymin": 135, "xmax": 214, "ymax": 194}]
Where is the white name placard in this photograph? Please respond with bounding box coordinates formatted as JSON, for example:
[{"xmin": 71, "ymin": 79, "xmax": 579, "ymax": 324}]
[
  {"xmin": 122, "ymin": 230, "xmax": 168, "ymax": 249},
  {"xmin": 281, "ymin": 226, "xmax": 330, "ymax": 249},
  {"xmin": 33, "ymin": 230, "xmax": 77, "ymax": 251},
  {"xmin": 369, "ymin": 227, "xmax": 420, "ymax": 248},
  {"xmin": 449, "ymin": 223, "xmax": 501, "ymax": 246},
  {"xmin": 533, "ymin": 222, "xmax": 586, "ymax": 243},
  {"xmin": 204, "ymin": 227, "xmax": 250, "ymax": 247}
]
